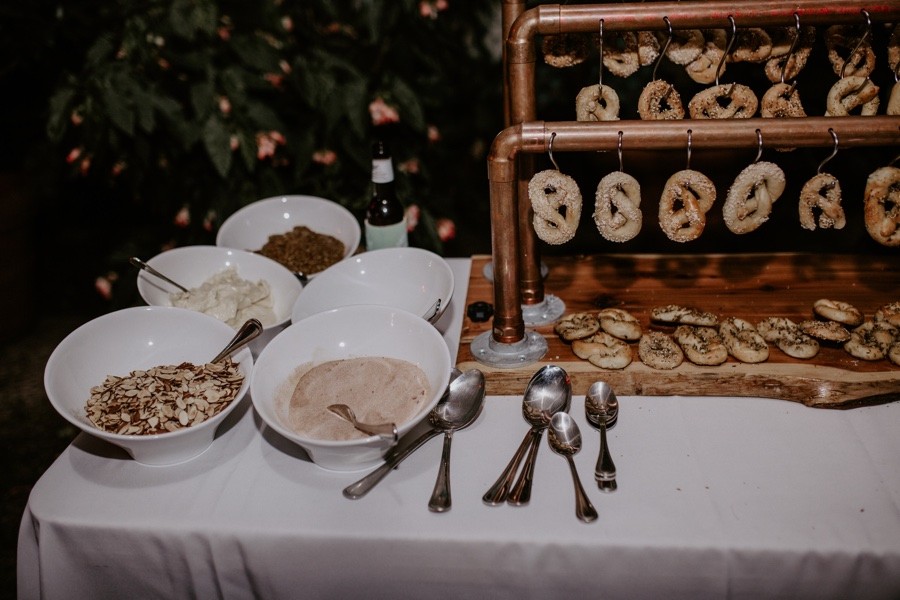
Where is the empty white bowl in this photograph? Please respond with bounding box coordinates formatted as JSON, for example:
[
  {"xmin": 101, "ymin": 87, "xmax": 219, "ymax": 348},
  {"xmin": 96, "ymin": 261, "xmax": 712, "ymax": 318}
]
[
  {"xmin": 44, "ymin": 306, "xmax": 254, "ymax": 466},
  {"xmin": 290, "ymin": 247, "xmax": 454, "ymax": 325},
  {"xmin": 250, "ymin": 304, "xmax": 452, "ymax": 471},
  {"xmin": 136, "ymin": 245, "xmax": 302, "ymax": 356},
  {"xmin": 216, "ymin": 195, "xmax": 361, "ymax": 277}
]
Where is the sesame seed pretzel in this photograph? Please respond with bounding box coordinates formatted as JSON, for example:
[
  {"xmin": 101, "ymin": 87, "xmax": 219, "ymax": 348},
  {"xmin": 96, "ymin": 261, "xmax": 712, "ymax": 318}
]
[
  {"xmin": 593, "ymin": 171, "xmax": 642, "ymax": 242},
  {"xmin": 657, "ymin": 29, "xmax": 704, "ymax": 65},
  {"xmin": 529, "ymin": 169, "xmax": 583, "ymax": 245},
  {"xmin": 863, "ymin": 166, "xmax": 900, "ymax": 247},
  {"xmin": 826, "ymin": 24, "xmax": 876, "ymax": 79},
  {"xmin": 761, "ymin": 83, "xmax": 806, "ymax": 118},
  {"xmin": 598, "ymin": 31, "xmax": 640, "ymax": 79},
  {"xmin": 638, "ymin": 79, "xmax": 685, "ymax": 120},
  {"xmin": 542, "ymin": 33, "xmax": 590, "ymax": 68},
  {"xmin": 688, "ymin": 84, "xmax": 758, "ymax": 119},
  {"xmin": 575, "ymin": 84, "xmax": 621, "ymax": 122},
  {"xmin": 798, "ymin": 173, "xmax": 846, "ymax": 231},
  {"xmin": 658, "ymin": 169, "xmax": 716, "ymax": 242},
  {"xmin": 684, "ymin": 29, "xmax": 726, "ymax": 85},
  {"xmin": 728, "ymin": 27, "xmax": 773, "ymax": 63},
  {"xmin": 825, "ymin": 76, "xmax": 880, "ymax": 117},
  {"xmin": 722, "ymin": 161, "xmax": 786, "ymax": 234}
]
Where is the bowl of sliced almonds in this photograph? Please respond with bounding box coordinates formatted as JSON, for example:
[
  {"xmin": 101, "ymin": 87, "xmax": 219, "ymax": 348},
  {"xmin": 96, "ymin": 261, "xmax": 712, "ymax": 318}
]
[{"xmin": 44, "ymin": 306, "xmax": 254, "ymax": 466}]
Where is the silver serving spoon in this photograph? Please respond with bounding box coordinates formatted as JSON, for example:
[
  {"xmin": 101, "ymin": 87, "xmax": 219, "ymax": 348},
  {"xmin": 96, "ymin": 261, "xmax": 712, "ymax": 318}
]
[
  {"xmin": 130, "ymin": 257, "xmax": 190, "ymax": 292},
  {"xmin": 423, "ymin": 298, "xmax": 442, "ymax": 324},
  {"xmin": 343, "ymin": 368, "xmax": 486, "ymax": 501},
  {"xmin": 548, "ymin": 412, "xmax": 598, "ymax": 523},
  {"xmin": 482, "ymin": 365, "xmax": 571, "ymax": 506},
  {"xmin": 427, "ymin": 368, "xmax": 486, "ymax": 512},
  {"xmin": 326, "ymin": 404, "xmax": 398, "ymax": 442},
  {"xmin": 210, "ymin": 318, "xmax": 262, "ymax": 363},
  {"xmin": 585, "ymin": 381, "xmax": 619, "ymax": 492}
]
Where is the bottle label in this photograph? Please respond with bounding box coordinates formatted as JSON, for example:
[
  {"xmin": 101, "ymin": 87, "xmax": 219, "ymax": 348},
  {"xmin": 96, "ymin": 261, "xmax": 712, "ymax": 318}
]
[
  {"xmin": 372, "ymin": 158, "xmax": 394, "ymax": 184},
  {"xmin": 365, "ymin": 219, "xmax": 409, "ymax": 250}
]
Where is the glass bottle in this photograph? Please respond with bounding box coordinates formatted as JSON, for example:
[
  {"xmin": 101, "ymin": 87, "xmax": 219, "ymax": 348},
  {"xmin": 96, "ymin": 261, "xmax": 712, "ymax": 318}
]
[{"xmin": 365, "ymin": 140, "xmax": 408, "ymax": 250}]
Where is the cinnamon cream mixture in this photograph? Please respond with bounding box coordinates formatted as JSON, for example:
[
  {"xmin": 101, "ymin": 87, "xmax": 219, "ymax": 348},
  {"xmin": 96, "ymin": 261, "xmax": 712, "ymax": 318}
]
[{"xmin": 277, "ymin": 357, "xmax": 430, "ymax": 441}]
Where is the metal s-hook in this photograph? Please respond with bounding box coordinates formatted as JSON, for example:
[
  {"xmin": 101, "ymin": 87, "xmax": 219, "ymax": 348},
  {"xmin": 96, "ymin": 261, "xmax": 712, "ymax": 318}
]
[
  {"xmin": 685, "ymin": 129, "xmax": 693, "ymax": 170},
  {"xmin": 754, "ymin": 129, "xmax": 763, "ymax": 163},
  {"xmin": 548, "ymin": 131, "xmax": 561, "ymax": 171},
  {"xmin": 780, "ymin": 13, "xmax": 801, "ymax": 86},
  {"xmin": 817, "ymin": 129, "xmax": 839, "ymax": 174},
  {"xmin": 597, "ymin": 19, "xmax": 605, "ymax": 88},
  {"xmin": 840, "ymin": 9, "xmax": 872, "ymax": 79},
  {"xmin": 714, "ymin": 15, "xmax": 737, "ymax": 87},
  {"xmin": 652, "ymin": 17, "xmax": 673, "ymax": 83},
  {"xmin": 617, "ymin": 130, "xmax": 624, "ymax": 172}
]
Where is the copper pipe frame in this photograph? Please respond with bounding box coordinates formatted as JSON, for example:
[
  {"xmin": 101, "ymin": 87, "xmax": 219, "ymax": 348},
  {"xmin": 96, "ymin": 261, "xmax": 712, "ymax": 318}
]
[
  {"xmin": 491, "ymin": 0, "xmax": 900, "ymax": 345},
  {"xmin": 488, "ymin": 116, "xmax": 900, "ymax": 343}
]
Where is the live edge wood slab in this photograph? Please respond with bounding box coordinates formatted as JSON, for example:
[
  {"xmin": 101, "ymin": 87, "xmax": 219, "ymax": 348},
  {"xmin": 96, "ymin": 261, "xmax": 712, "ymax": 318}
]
[{"xmin": 455, "ymin": 254, "xmax": 900, "ymax": 409}]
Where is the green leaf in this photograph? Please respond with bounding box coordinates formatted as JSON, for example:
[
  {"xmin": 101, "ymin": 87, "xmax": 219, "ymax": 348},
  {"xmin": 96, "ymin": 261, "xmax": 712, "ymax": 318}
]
[
  {"xmin": 342, "ymin": 79, "xmax": 369, "ymax": 140},
  {"xmin": 245, "ymin": 101, "xmax": 283, "ymax": 130},
  {"xmin": 101, "ymin": 84, "xmax": 135, "ymax": 136},
  {"xmin": 202, "ymin": 116, "xmax": 232, "ymax": 178},
  {"xmin": 46, "ymin": 87, "xmax": 76, "ymax": 140},
  {"xmin": 389, "ymin": 78, "xmax": 426, "ymax": 132},
  {"xmin": 134, "ymin": 88, "xmax": 156, "ymax": 133},
  {"xmin": 190, "ymin": 82, "xmax": 215, "ymax": 120}
]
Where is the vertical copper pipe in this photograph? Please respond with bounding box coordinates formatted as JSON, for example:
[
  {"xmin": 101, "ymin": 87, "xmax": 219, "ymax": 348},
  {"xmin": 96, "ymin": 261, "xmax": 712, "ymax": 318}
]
[{"xmin": 501, "ymin": 0, "xmax": 526, "ymax": 128}]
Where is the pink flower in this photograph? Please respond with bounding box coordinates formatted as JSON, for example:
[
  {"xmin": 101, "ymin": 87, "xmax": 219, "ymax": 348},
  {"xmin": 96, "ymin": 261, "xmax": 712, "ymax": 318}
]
[
  {"xmin": 312, "ymin": 149, "xmax": 337, "ymax": 166},
  {"xmin": 405, "ymin": 204, "xmax": 421, "ymax": 232},
  {"xmin": 95, "ymin": 276, "xmax": 113, "ymax": 301},
  {"xmin": 419, "ymin": 1, "xmax": 437, "ymax": 18},
  {"xmin": 269, "ymin": 130, "xmax": 286, "ymax": 145},
  {"xmin": 203, "ymin": 210, "xmax": 217, "ymax": 232},
  {"xmin": 174, "ymin": 206, "xmax": 191, "ymax": 228},
  {"xmin": 218, "ymin": 96, "xmax": 232, "ymax": 115},
  {"xmin": 255, "ymin": 131, "xmax": 286, "ymax": 160},
  {"xmin": 279, "ymin": 59, "xmax": 292, "ymax": 74},
  {"xmin": 281, "ymin": 16, "xmax": 294, "ymax": 31},
  {"xmin": 65, "ymin": 147, "xmax": 82, "ymax": 163},
  {"xmin": 436, "ymin": 218, "xmax": 456, "ymax": 242},
  {"xmin": 230, "ymin": 135, "xmax": 240, "ymax": 151},
  {"xmin": 217, "ymin": 26, "xmax": 231, "ymax": 41},
  {"xmin": 398, "ymin": 158, "xmax": 420, "ymax": 175},
  {"xmin": 368, "ymin": 97, "xmax": 400, "ymax": 126},
  {"xmin": 79, "ymin": 157, "xmax": 91, "ymax": 175},
  {"xmin": 70, "ymin": 111, "xmax": 84, "ymax": 126},
  {"xmin": 157, "ymin": 58, "xmax": 170, "ymax": 70},
  {"xmin": 264, "ymin": 73, "xmax": 284, "ymax": 88},
  {"xmin": 436, "ymin": 0, "xmax": 448, "ymax": 11},
  {"xmin": 111, "ymin": 161, "xmax": 126, "ymax": 177},
  {"xmin": 427, "ymin": 125, "xmax": 441, "ymax": 143}
]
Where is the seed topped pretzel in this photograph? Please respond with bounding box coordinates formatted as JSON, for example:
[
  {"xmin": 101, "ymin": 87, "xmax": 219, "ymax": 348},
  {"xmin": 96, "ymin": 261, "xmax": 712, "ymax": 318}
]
[
  {"xmin": 575, "ymin": 84, "xmax": 621, "ymax": 122},
  {"xmin": 651, "ymin": 304, "xmax": 718, "ymax": 327},
  {"xmin": 888, "ymin": 82, "xmax": 900, "ymax": 116},
  {"xmin": 597, "ymin": 307, "xmax": 642, "ymax": 341},
  {"xmin": 657, "ymin": 29, "xmax": 705, "ymax": 65},
  {"xmin": 826, "ymin": 25, "xmax": 876, "ymax": 79},
  {"xmin": 674, "ymin": 325, "xmax": 728, "ymax": 366},
  {"xmin": 728, "ymin": 27, "xmax": 773, "ymax": 63},
  {"xmin": 637, "ymin": 31, "xmax": 661, "ymax": 66},
  {"xmin": 638, "ymin": 331, "xmax": 684, "ymax": 370},
  {"xmin": 594, "ymin": 171, "xmax": 642, "ymax": 242},
  {"xmin": 684, "ymin": 29, "xmax": 727, "ymax": 85},
  {"xmin": 573, "ymin": 332, "xmax": 633, "ymax": 370},
  {"xmin": 825, "ymin": 76, "xmax": 880, "ymax": 117},
  {"xmin": 719, "ymin": 317, "xmax": 769, "ymax": 363},
  {"xmin": 813, "ymin": 298, "xmax": 863, "ymax": 327},
  {"xmin": 799, "ymin": 173, "xmax": 845, "ymax": 231},
  {"xmin": 844, "ymin": 320, "xmax": 898, "ymax": 361},
  {"xmin": 800, "ymin": 319, "xmax": 851, "ymax": 343},
  {"xmin": 542, "ymin": 33, "xmax": 590, "ymax": 68},
  {"xmin": 722, "ymin": 161, "xmax": 786, "ymax": 234},
  {"xmin": 599, "ymin": 31, "xmax": 640, "ymax": 78},
  {"xmin": 764, "ymin": 26, "xmax": 815, "ymax": 83},
  {"xmin": 658, "ymin": 169, "xmax": 716, "ymax": 242},
  {"xmin": 863, "ymin": 166, "xmax": 900, "ymax": 247},
  {"xmin": 688, "ymin": 84, "xmax": 758, "ymax": 119},
  {"xmin": 756, "ymin": 316, "xmax": 819, "ymax": 359},
  {"xmin": 875, "ymin": 301, "xmax": 900, "ymax": 327},
  {"xmin": 761, "ymin": 83, "xmax": 806, "ymax": 119},
  {"xmin": 555, "ymin": 311, "xmax": 600, "ymax": 341},
  {"xmin": 529, "ymin": 169, "xmax": 582, "ymax": 245},
  {"xmin": 638, "ymin": 79, "xmax": 685, "ymax": 120}
]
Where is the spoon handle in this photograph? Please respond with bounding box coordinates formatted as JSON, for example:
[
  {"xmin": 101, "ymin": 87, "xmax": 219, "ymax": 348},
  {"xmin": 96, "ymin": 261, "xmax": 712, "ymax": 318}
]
[
  {"xmin": 343, "ymin": 428, "xmax": 441, "ymax": 500},
  {"xmin": 482, "ymin": 429, "xmax": 533, "ymax": 505},
  {"xmin": 567, "ymin": 456, "xmax": 598, "ymax": 523},
  {"xmin": 594, "ymin": 420, "xmax": 617, "ymax": 486},
  {"xmin": 210, "ymin": 319, "xmax": 263, "ymax": 363},
  {"xmin": 507, "ymin": 428, "xmax": 543, "ymax": 506},
  {"xmin": 427, "ymin": 431, "xmax": 454, "ymax": 512},
  {"xmin": 129, "ymin": 257, "xmax": 189, "ymax": 293}
]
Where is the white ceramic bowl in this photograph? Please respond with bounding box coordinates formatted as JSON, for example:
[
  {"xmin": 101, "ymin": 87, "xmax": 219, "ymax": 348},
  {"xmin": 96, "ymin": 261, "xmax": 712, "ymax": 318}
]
[
  {"xmin": 216, "ymin": 195, "xmax": 361, "ymax": 276},
  {"xmin": 136, "ymin": 245, "xmax": 302, "ymax": 356},
  {"xmin": 251, "ymin": 304, "xmax": 452, "ymax": 471},
  {"xmin": 291, "ymin": 247, "xmax": 454, "ymax": 325},
  {"xmin": 44, "ymin": 306, "xmax": 254, "ymax": 466}
]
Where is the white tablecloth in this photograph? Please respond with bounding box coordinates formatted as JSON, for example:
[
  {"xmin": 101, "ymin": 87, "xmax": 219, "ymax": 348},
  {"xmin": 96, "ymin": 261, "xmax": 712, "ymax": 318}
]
[{"xmin": 18, "ymin": 259, "xmax": 900, "ymax": 599}]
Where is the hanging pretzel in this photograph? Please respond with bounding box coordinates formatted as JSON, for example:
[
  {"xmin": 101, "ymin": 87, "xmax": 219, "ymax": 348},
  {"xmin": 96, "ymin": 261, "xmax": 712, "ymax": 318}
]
[
  {"xmin": 529, "ymin": 133, "xmax": 582, "ymax": 245},
  {"xmin": 577, "ymin": 21, "xmax": 621, "ymax": 122},
  {"xmin": 599, "ymin": 30, "xmax": 640, "ymax": 78},
  {"xmin": 541, "ymin": 33, "xmax": 590, "ymax": 68},
  {"xmin": 799, "ymin": 130, "xmax": 846, "ymax": 231},
  {"xmin": 863, "ymin": 165, "xmax": 900, "ymax": 247},
  {"xmin": 825, "ymin": 76, "xmax": 880, "ymax": 116},
  {"xmin": 659, "ymin": 132, "xmax": 715, "ymax": 242},
  {"xmin": 639, "ymin": 18, "xmax": 685, "ymax": 120},
  {"xmin": 656, "ymin": 27, "xmax": 704, "ymax": 65},
  {"xmin": 761, "ymin": 83, "xmax": 806, "ymax": 118},
  {"xmin": 826, "ymin": 22, "xmax": 875, "ymax": 79},
  {"xmin": 685, "ymin": 29, "xmax": 727, "ymax": 84},
  {"xmin": 764, "ymin": 24, "xmax": 815, "ymax": 83},
  {"xmin": 723, "ymin": 131, "xmax": 786, "ymax": 234},
  {"xmin": 689, "ymin": 83, "xmax": 758, "ymax": 119},
  {"xmin": 728, "ymin": 27, "xmax": 773, "ymax": 63},
  {"xmin": 594, "ymin": 132, "xmax": 642, "ymax": 242}
]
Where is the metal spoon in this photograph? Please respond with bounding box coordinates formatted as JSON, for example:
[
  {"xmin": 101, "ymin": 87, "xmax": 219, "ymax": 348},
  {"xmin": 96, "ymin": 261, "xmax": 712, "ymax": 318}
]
[
  {"xmin": 427, "ymin": 368, "xmax": 486, "ymax": 512},
  {"xmin": 585, "ymin": 381, "xmax": 619, "ymax": 492},
  {"xmin": 423, "ymin": 298, "xmax": 442, "ymax": 324},
  {"xmin": 326, "ymin": 404, "xmax": 398, "ymax": 442},
  {"xmin": 482, "ymin": 365, "xmax": 571, "ymax": 506},
  {"xmin": 548, "ymin": 412, "xmax": 598, "ymax": 523},
  {"xmin": 210, "ymin": 318, "xmax": 262, "ymax": 363},
  {"xmin": 343, "ymin": 368, "xmax": 486, "ymax": 501},
  {"xmin": 129, "ymin": 257, "xmax": 189, "ymax": 293}
]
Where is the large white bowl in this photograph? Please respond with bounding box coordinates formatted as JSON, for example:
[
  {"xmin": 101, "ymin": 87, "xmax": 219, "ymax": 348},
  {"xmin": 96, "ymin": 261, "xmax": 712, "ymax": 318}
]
[
  {"xmin": 44, "ymin": 306, "xmax": 254, "ymax": 466},
  {"xmin": 136, "ymin": 245, "xmax": 302, "ymax": 356},
  {"xmin": 251, "ymin": 305, "xmax": 452, "ymax": 471},
  {"xmin": 216, "ymin": 195, "xmax": 361, "ymax": 277},
  {"xmin": 291, "ymin": 247, "xmax": 454, "ymax": 325}
]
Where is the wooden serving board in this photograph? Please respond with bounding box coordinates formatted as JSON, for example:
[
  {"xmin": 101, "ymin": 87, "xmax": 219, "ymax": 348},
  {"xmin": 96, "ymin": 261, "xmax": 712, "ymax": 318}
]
[{"xmin": 456, "ymin": 253, "xmax": 900, "ymax": 409}]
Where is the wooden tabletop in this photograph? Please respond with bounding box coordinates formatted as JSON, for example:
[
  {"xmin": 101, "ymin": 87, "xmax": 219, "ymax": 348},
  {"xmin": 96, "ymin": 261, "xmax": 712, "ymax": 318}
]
[{"xmin": 456, "ymin": 253, "xmax": 900, "ymax": 409}]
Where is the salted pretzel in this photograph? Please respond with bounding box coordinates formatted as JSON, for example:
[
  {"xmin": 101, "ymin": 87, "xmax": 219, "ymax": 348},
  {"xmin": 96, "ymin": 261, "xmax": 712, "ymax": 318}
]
[
  {"xmin": 542, "ymin": 33, "xmax": 590, "ymax": 68},
  {"xmin": 599, "ymin": 31, "xmax": 640, "ymax": 78},
  {"xmin": 684, "ymin": 29, "xmax": 727, "ymax": 85},
  {"xmin": 658, "ymin": 170, "xmax": 716, "ymax": 242},
  {"xmin": 826, "ymin": 25, "xmax": 876, "ymax": 79},
  {"xmin": 764, "ymin": 26, "xmax": 815, "ymax": 83},
  {"xmin": 825, "ymin": 76, "xmax": 880, "ymax": 117},
  {"xmin": 529, "ymin": 169, "xmax": 583, "ymax": 245},
  {"xmin": 688, "ymin": 84, "xmax": 758, "ymax": 119},
  {"xmin": 637, "ymin": 31, "xmax": 660, "ymax": 66},
  {"xmin": 889, "ymin": 83, "xmax": 900, "ymax": 116},
  {"xmin": 889, "ymin": 24, "xmax": 900, "ymax": 75},
  {"xmin": 728, "ymin": 27, "xmax": 773, "ymax": 63},
  {"xmin": 593, "ymin": 171, "xmax": 642, "ymax": 242},
  {"xmin": 575, "ymin": 84, "xmax": 621, "ymax": 122},
  {"xmin": 722, "ymin": 161, "xmax": 786, "ymax": 234},
  {"xmin": 863, "ymin": 166, "xmax": 900, "ymax": 247},
  {"xmin": 761, "ymin": 83, "xmax": 806, "ymax": 118},
  {"xmin": 799, "ymin": 173, "xmax": 845, "ymax": 231},
  {"xmin": 638, "ymin": 79, "xmax": 685, "ymax": 120},
  {"xmin": 657, "ymin": 28, "xmax": 704, "ymax": 65}
]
